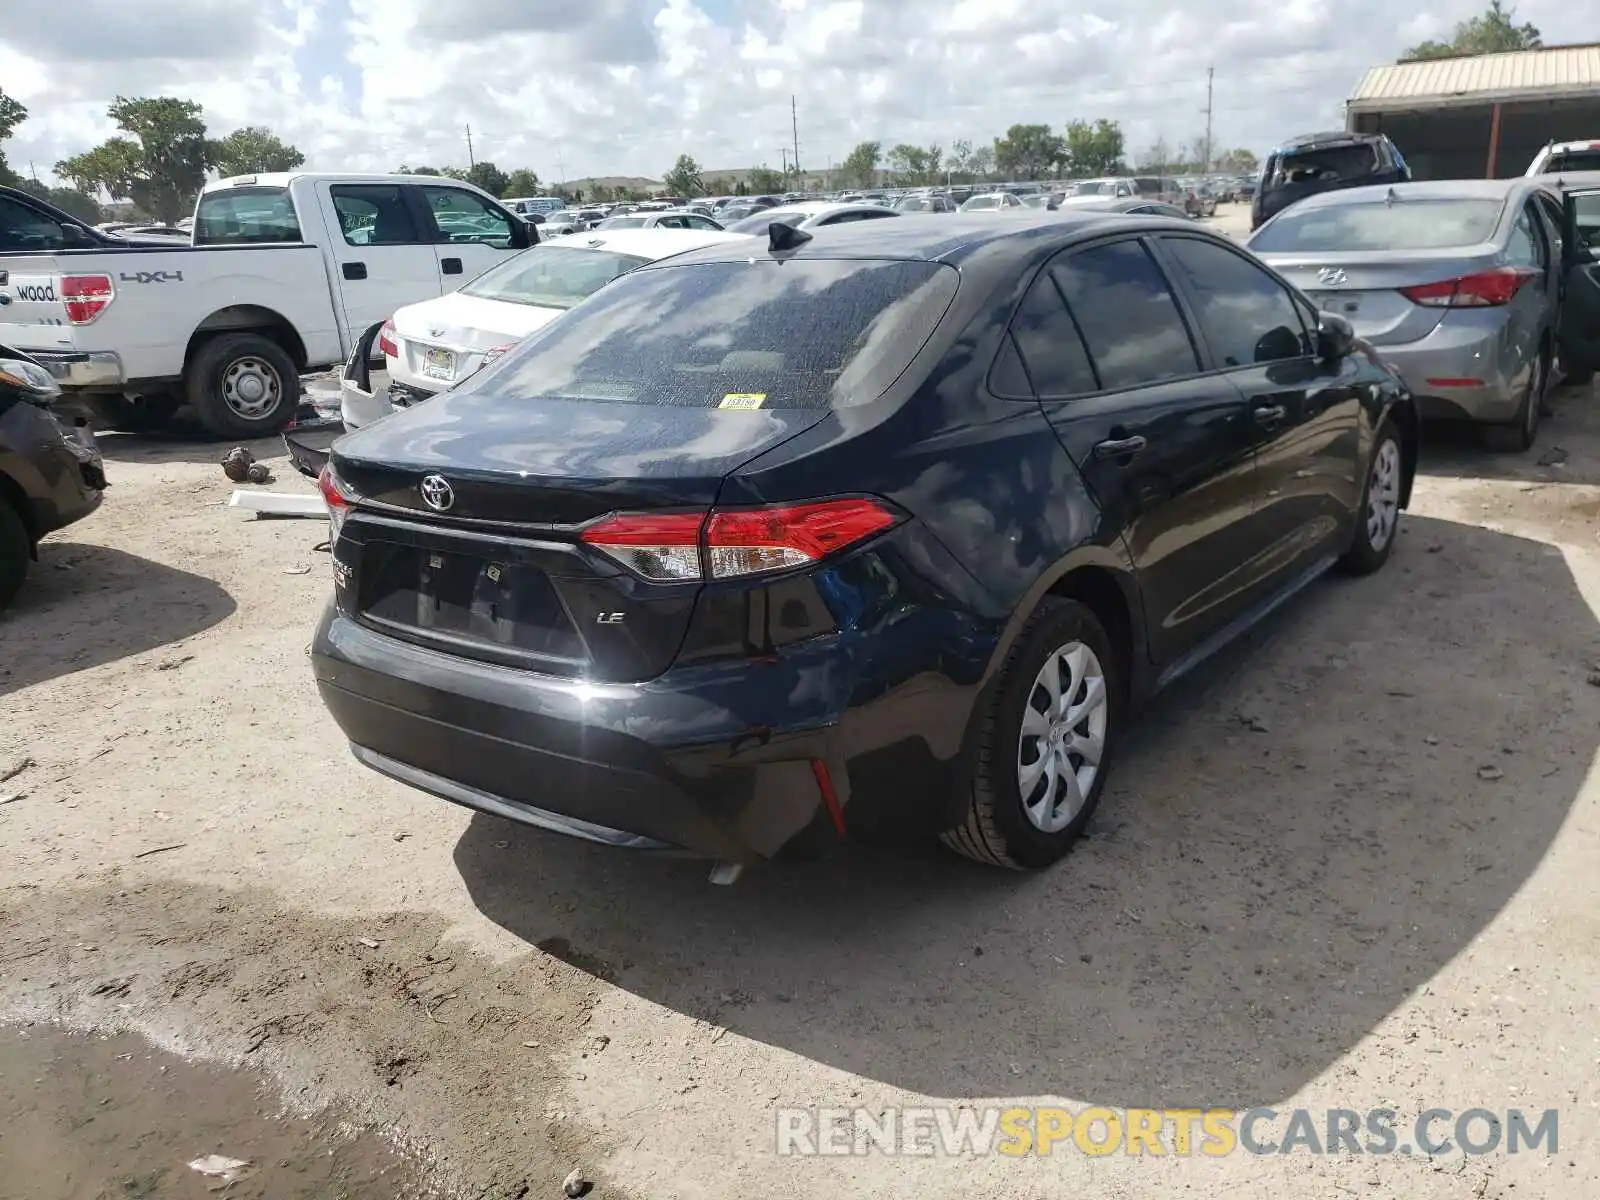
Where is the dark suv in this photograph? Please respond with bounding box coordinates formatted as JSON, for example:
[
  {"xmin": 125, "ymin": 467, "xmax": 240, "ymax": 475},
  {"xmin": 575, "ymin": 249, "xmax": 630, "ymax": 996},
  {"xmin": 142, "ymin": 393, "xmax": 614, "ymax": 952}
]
[
  {"xmin": 0, "ymin": 345, "xmax": 106, "ymax": 610},
  {"xmin": 1252, "ymin": 131, "xmax": 1411, "ymax": 230},
  {"xmin": 312, "ymin": 215, "xmax": 1416, "ymax": 876}
]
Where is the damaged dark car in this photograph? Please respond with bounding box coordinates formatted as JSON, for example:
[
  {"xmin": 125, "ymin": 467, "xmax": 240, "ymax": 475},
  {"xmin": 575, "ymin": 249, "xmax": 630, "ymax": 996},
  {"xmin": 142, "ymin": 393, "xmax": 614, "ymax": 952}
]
[{"xmin": 0, "ymin": 344, "xmax": 106, "ymax": 610}]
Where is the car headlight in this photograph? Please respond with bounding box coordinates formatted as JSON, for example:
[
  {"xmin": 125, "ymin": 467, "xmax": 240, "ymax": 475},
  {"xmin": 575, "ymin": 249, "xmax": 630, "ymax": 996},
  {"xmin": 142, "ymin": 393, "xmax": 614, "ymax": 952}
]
[{"xmin": 0, "ymin": 357, "xmax": 62, "ymax": 404}]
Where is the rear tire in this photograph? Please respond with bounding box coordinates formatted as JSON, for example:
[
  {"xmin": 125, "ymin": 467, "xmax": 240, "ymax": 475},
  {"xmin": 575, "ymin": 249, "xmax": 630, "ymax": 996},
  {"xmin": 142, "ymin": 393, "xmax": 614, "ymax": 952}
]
[
  {"xmin": 186, "ymin": 333, "xmax": 300, "ymax": 439},
  {"xmin": 1341, "ymin": 417, "xmax": 1402, "ymax": 576},
  {"xmin": 1481, "ymin": 348, "xmax": 1547, "ymax": 453},
  {"xmin": 941, "ymin": 598, "xmax": 1121, "ymax": 870},
  {"xmin": 0, "ymin": 497, "xmax": 31, "ymax": 613}
]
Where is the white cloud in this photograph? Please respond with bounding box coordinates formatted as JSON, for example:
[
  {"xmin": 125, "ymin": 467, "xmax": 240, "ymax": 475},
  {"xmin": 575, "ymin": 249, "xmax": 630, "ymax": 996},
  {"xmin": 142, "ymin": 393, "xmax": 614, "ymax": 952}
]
[{"xmin": 0, "ymin": 0, "xmax": 1588, "ymax": 186}]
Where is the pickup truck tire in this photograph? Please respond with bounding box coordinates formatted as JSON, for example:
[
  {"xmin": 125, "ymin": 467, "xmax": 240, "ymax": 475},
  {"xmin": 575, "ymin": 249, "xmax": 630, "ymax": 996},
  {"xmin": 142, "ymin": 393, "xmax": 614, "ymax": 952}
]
[
  {"xmin": 0, "ymin": 497, "xmax": 30, "ymax": 613},
  {"xmin": 187, "ymin": 333, "xmax": 300, "ymax": 439}
]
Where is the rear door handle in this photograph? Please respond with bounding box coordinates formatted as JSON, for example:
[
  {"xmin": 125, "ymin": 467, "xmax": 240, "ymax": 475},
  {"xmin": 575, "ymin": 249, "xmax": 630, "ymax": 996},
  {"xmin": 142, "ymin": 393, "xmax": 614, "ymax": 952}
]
[
  {"xmin": 342, "ymin": 261, "xmax": 368, "ymax": 280},
  {"xmin": 1253, "ymin": 404, "xmax": 1287, "ymax": 425},
  {"xmin": 441, "ymin": 257, "xmax": 463, "ymax": 275},
  {"xmin": 1092, "ymin": 435, "xmax": 1147, "ymax": 461}
]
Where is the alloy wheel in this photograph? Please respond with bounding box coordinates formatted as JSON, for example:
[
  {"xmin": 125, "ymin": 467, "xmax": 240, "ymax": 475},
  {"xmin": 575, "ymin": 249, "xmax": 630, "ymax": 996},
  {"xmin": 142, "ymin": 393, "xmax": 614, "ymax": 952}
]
[
  {"xmin": 1017, "ymin": 641, "xmax": 1108, "ymax": 833},
  {"xmin": 1366, "ymin": 437, "xmax": 1401, "ymax": 552}
]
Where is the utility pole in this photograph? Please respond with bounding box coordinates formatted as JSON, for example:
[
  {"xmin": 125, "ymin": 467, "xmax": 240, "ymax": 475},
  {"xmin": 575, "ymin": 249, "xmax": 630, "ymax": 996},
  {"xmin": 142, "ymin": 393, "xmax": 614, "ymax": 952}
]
[
  {"xmin": 1201, "ymin": 66, "xmax": 1214, "ymax": 171},
  {"xmin": 791, "ymin": 95, "xmax": 801, "ymax": 183},
  {"xmin": 466, "ymin": 124, "xmax": 476, "ymax": 169}
]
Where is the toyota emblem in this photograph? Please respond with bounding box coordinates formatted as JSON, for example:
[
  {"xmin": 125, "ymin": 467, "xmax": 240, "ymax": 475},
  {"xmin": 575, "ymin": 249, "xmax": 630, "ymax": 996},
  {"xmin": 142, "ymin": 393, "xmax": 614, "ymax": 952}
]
[
  {"xmin": 1317, "ymin": 267, "xmax": 1348, "ymax": 287},
  {"xmin": 419, "ymin": 474, "xmax": 455, "ymax": 512}
]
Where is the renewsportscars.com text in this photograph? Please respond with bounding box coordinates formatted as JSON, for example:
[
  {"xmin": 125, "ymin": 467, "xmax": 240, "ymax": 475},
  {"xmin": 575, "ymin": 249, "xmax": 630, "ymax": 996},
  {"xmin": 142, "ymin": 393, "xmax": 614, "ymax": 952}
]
[{"xmin": 775, "ymin": 1105, "xmax": 1558, "ymax": 1158}]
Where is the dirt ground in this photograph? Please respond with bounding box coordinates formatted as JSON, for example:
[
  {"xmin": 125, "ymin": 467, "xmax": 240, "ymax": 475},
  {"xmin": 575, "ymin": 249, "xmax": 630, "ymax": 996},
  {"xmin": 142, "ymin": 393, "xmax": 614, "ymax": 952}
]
[{"xmin": 2, "ymin": 365, "xmax": 1599, "ymax": 1198}]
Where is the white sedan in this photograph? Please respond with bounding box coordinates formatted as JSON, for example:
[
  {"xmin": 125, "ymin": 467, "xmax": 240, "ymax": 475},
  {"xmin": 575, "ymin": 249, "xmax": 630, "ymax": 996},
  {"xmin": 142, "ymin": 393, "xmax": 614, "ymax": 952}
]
[
  {"xmin": 340, "ymin": 227, "xmax": 746, "ymax": 428},
  {"xmin": 593, "ymin": 209, "xmax": 727, "ymax": 231}
]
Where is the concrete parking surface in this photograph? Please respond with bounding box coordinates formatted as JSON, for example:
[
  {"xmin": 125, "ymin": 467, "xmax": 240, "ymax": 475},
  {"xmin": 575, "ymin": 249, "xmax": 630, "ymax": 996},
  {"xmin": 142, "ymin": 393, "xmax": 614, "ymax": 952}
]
[{"xmin": 2, "ymin": 374, "xmax": 1598, "ymax": 1198}]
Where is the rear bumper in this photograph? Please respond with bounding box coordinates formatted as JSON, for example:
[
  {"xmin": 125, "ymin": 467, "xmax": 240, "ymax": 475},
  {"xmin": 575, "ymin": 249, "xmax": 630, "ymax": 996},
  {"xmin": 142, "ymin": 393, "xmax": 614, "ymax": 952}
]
[
  {"xmin": 1371, "ymin": 319, "xmax": 1520, "ymax": 423},
  {"xmin": 28, "ymin": 350, "xmax": 125, "ymax": 390},
  {"xmin": 313, "ymin": 607, "xmax": 850, "ymax": 862}
]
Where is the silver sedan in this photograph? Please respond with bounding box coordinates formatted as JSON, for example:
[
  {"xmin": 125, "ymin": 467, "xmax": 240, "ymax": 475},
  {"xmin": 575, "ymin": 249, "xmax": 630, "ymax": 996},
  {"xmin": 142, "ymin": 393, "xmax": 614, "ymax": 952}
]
[{"xmin": 1249, "ymin": 178, "xmax": 1567, "ymax": 451}]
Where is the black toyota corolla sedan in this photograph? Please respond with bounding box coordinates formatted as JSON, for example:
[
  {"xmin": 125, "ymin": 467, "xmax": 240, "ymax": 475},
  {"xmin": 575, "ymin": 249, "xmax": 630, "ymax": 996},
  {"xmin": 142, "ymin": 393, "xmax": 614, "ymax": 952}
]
[{"xmin": 312, "ymin": 213, "xmax": 1417, "ymax": 876}]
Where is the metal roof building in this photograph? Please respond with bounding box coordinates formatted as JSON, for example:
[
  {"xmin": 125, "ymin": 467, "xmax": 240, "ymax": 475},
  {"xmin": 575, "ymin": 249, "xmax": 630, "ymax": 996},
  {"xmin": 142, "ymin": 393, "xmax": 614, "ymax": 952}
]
[{"xmin": 1346, "ymin": 43, "xmax": 1600, "ymax": 179}]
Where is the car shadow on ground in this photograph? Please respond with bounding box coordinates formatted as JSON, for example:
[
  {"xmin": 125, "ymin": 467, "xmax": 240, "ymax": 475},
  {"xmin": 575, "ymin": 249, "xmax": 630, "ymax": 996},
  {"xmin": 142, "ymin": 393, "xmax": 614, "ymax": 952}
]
[
  {"xmin": 0, "ymin": 542, "xmax": 235, "ymax": 695},
  {"xmin": 94, "ymin": 429, "xmax": 289, "ymax": 468},
  {"xmin": 1418, "ymin": 379, "xmax": 1600, "ymax": 486},
  {"xmin": 454, "ymin": 513, "xmax": 1600, "ymax": 1110}
]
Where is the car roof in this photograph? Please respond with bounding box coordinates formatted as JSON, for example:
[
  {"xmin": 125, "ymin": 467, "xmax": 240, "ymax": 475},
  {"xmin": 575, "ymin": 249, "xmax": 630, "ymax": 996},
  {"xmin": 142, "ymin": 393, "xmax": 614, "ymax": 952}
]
[
  {"xmin": 549, "ymin": 228, "xmax": 749, "ymax": 258},
  {"xmin": 635, "ymin": 210, "xmax": 1204, "ymax": 270},
  {"xmin": 1532, "ymin": 169, "xmax": 1600, "ymax": 190},
  {"xmin": 1276, "ymin": 130, "xmax": 1386, "ymax": 151}
]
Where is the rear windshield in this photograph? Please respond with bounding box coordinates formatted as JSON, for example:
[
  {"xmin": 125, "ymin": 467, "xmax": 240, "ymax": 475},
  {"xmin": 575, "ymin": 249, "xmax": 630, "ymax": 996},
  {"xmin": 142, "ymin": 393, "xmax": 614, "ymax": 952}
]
[
  {"xmin": 193, "ymin": 187, "xmax": 302, "ymax": 244},
  {"xmin": 1072, "ymin": 181, "xmax": 1109, "ymax": 195},
  {"xmin": 962, "ymin": 196, "xmax": 1002, "ymax": 210},
  {"xmin": 728, "ymin": 209, "xmax": 806, "ymax": 233},
  {"xmin": 475, "ymin": 258, "xmax": 958, "ymax": 410},
  {"xmin": 460, "ymin": 245, "xmax": 649, "ymax": 308},
  {"xmin": 1548, "ymin": 151, "xmax": 1600, "ymax": 173},
  {"xmin": 596, "ymin": 216, "xmax": 649, "ymax": 229},
  {"xmin": 1249, "ymin": 198, "xmax": 1504, "ymax": 252},
  {"xmin": 1267, "ymin": 144, "xmax": 1379, "ymax": 188}
]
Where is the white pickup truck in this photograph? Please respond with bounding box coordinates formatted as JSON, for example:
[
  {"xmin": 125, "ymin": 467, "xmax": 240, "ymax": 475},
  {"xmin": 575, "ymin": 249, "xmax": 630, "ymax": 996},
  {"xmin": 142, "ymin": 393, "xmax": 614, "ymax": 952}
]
[{"xmin": 0, "ymin": 173, "xmax": 534, "ymax": 436}]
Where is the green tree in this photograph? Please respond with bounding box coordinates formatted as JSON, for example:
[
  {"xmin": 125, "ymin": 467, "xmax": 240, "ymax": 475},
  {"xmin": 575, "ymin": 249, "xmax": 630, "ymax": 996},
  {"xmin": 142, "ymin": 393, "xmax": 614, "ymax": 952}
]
[
  {"xmin": 55, "ymin": 96, "xmax": 213, "ymax": 224},
  {"xmin": 212, "ymin": 126, "xmax": 305, "ymax": 176},
  {"xmin": 463, "ymin": 161, "xmax": 508, "ymax": 196},
  {"xmin": 924, "ymin": 144, "xmax": 943, "ymax": 184},
  {"xmin": 0, "ymin": 88, "xmax": 27, "ymax": 187},
  {"xmin": 1404, "ymin": 0, "xmax": 1540, "ymax": 60},
  {"xmin": 886, "ymin": 144, "xmax": 926, "ymax": 184},
  {"xmin": 1137, "ymin": 137, "xmax": 1172, "ymax": 172},
  {"xmin": 662, "ymin": 154, "xmax": 704, "ymax": 197},
  {"xmin": 747, "ymin": 165, "xmax": 785, "ymax": 194},
  {"xmin": 1216, "ymin": 148, "xmax": 1260, "ymax": 174},
  {"xmin": 1063, "ymin": 118, "xmax": 1125, "ymax": 176},
  {"xmin": 503, "ymin": 168, "xmax": 541, "ymax": 196},
  {"xmin": 993, "ymin": 124, "xmax": 1065, "ymax": 181},
  {"xmin": 438, "ymin": 166, "xmax": 471, "ymax": 181},
  {"xmin": 397, "ymin": 164, "xmax": 443, "ymax": 176},
  {"xmin": 840, "ymin": 140, "xmax": 881, "ymax": 189}
]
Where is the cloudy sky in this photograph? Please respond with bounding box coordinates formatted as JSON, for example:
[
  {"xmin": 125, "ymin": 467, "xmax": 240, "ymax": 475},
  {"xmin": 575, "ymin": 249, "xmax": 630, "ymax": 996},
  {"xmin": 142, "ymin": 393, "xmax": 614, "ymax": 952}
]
[{"xmin": 0, "ymin": 0, "xmax": 1582, "ymax": 185}]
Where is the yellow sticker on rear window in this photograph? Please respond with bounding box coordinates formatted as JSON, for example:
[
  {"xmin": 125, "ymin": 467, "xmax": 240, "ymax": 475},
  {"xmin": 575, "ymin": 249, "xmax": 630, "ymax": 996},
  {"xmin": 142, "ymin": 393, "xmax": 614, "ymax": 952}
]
[{"xmin": 719, "ymin": 393, "xmax": 767, "ymax": 410}]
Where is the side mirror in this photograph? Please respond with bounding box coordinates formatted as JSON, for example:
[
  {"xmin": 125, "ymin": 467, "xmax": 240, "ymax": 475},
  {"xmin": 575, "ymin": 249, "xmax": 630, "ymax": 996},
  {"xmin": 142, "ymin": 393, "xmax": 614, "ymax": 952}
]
[
  {"xmin": 508, "ymin": 218, "xmax": 531, "ymax": 249},
  {"xmin": 61, "ymin": 224, "xmax": 93, "ymax": 246},
  {"xmin": 1317, "ymin": 311, "xmax": 1355, "ymax": 362}
]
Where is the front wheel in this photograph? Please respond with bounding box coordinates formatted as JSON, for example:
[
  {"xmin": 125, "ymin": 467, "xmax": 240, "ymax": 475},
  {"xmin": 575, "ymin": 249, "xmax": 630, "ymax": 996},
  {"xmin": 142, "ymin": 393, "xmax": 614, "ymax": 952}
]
[
  {"xmin": 186, "ymin": 333, "xmax": 300, "ymax": 439},
  {"xmin": 942, "ymin": 598, "xmax": 1120, "ymax": 870},
  {"xmin": 1340, "ymin": 418, "xmax": 1402, "ymax": 576}
]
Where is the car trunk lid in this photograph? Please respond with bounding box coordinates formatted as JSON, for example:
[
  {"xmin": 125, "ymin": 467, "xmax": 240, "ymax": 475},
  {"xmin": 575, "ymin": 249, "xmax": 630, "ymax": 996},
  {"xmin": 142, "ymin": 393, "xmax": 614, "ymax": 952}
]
[
  {"xmin": 330, "ymin": 390, "xmax": 827, "ymax": 681},
  {"xmin": 394, "ymin": 293, "xmax": 565, "ymax": 388},
  {"xmin": 1264, "ymin": 248, "xmax": 1501, "ymax": 345}
]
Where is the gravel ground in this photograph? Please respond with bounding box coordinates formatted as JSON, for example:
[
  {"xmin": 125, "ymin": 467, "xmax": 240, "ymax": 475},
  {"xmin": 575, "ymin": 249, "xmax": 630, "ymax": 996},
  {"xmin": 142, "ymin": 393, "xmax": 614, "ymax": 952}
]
[{"xmin": 1, "ymin": 369, "xmax": 1598, "ymax": 1199}]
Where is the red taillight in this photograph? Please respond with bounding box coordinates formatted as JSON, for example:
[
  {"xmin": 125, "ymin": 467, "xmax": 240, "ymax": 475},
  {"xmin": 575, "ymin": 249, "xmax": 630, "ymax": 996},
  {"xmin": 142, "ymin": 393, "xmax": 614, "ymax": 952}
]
[
  {"xmin": 317, "ymin": 465, "xmax": 356, "ymax": 544},
  {"xmin": 377, "ymin": 318, "xmax": 398, "ymax": 359},
  {"xmin": 580, "ymin": 498, "xmax": 898, "ymax": 582},
  {"xmin": 61, "ymin": 274, "xmax": 114, "ymax": 325},
  {"xmin": 1400, "ymin": 267, "xmax": 1538, "ymax": 308},
  {"xmin": 481, "ymin": 341, "xmax": 519, "ymax": 369}
]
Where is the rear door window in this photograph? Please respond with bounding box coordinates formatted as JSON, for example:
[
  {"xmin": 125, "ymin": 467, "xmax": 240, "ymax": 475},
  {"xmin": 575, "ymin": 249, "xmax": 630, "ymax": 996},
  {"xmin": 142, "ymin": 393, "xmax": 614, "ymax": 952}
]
[
  {"xmin": 420, "ymin": 186, "xmax": 517, "ymax": 248},
  {"xmin": 0, "ymin": 196, "xmax": 68, "ymax": 251},
  {"xmin": 1049, "ymin": 240, "xmax": 1200, "ymax": 390},
  {"xmin": 477, "ymin": 258, "xmax": 958, "ymax": 410},
  {"xmin": 194, "ymin": 187, "xmax": 303, "ymax": 245},
  {"xmin": 1157, "ymin": 236, "xmax": 1311, "ymax": 366},
  {"xmin": 1000, "ymin": 271, "xmax": 1097, "ymax": 397},
  {"xmin": 329, "ymin": 185, "xmax": 420, "ymax": 246}
]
